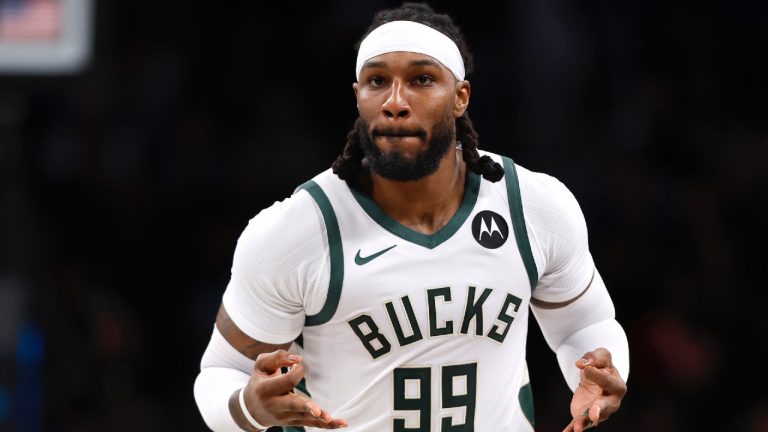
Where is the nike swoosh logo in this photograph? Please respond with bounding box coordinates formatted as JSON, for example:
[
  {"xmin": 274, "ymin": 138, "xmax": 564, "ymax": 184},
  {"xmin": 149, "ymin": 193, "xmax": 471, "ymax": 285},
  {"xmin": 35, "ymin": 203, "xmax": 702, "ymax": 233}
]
[{"xmin": 355, "ymin": 245, "xmax": 397, "ymax": 265}]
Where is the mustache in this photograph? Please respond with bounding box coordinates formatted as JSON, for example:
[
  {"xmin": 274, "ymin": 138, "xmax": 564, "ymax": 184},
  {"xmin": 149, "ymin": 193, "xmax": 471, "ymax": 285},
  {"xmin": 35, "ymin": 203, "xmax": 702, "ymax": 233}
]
[{"xmin": 372, "ymin": 127, "xmax": 427, "ymax": 138}]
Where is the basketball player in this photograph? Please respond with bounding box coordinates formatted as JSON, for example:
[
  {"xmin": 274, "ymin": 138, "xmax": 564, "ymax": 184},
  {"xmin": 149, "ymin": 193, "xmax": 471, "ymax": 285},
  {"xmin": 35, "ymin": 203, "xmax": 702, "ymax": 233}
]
[{"xmin": 194, "ymin": 3, "xmax": 628, "ymax": 432}]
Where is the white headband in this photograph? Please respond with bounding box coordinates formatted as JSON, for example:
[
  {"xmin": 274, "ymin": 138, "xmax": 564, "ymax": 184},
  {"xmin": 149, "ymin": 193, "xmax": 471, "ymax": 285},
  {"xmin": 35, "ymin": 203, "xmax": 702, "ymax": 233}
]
[{"xmin": 355, "ymin": 20, "xmax": 465, "ymax": 81}]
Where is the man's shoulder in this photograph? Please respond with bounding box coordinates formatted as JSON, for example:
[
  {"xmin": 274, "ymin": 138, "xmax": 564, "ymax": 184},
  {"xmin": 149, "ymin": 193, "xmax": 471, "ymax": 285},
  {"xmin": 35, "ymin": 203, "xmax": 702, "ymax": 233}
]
[
  {"xmin": 477, "ymin": 149, "xmax": 569, "ymax": 200},
  {"xmin": 248, "ymin": 167, "xmax": 339, "ymax": 223},
  {"xmin": 235, "ymin": 173, "xmax": 334, "ymax": 259},
  {"xmin": 512, "ymin": 163, "xmax": 587, "ymax": 242},
  {"xmin": 478, "ymin": 150, "xmax": 583, "ymax": 226},
  {"xmin": 293, "ymin": 167, "xmax": 347, "ymax": 196},
  {"xmin": 514, "ymin": 164, "xmax": 569, "ymax": 199}
]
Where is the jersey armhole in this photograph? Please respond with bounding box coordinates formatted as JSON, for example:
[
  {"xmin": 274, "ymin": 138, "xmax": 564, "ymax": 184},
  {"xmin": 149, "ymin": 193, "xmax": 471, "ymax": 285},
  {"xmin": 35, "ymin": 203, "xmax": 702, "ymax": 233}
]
[
  {"xmin": 295, "ymin": 180, "xmax": 344, "ymax": 326},
  {"xmin": 501, "ymin": 157, "xmax": 539, "ymax": 291}
]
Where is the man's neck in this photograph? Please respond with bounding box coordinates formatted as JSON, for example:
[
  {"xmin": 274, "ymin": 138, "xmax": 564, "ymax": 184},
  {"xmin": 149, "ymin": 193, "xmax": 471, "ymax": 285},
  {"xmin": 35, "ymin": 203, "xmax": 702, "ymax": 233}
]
[{"xmin": 364, "ymin": 148, "xmax": 466, "ymax": 235}]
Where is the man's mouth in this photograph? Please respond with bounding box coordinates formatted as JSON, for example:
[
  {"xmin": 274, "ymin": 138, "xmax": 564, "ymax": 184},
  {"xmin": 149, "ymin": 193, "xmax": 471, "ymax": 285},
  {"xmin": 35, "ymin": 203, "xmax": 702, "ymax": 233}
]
[
  {"xmin": 373, "ymin": 130, "xmax": 426, "ymax": 139},
  {"xmin": 376, "ymin": 135, "xmax": 419, "ymax": 139}
]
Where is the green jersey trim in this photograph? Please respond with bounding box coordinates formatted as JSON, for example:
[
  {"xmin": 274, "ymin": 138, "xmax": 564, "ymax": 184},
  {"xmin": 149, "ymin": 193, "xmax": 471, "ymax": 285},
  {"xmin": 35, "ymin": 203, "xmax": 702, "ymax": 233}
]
[
  {"xmin": 346, "ymin": 170, "xmax": 481, "ymax": 249},
  {"xmin": 518, "ymin": 382, "xmax": 535, "ymax": 426},
  {"xmin": 296, "ymin": 181, "xmax": 344, "ymax": 327},
  {"xmin": 502, "ymin": 157, "xmax": 539, "ymax": 290}
]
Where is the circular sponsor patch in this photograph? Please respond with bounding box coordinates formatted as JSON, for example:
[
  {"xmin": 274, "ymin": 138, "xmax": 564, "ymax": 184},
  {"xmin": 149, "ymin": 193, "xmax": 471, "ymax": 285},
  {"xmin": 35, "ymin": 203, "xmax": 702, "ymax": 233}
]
[{"xmin": 471, "ymin": 210, "xmax": 509, "ymax": 249}]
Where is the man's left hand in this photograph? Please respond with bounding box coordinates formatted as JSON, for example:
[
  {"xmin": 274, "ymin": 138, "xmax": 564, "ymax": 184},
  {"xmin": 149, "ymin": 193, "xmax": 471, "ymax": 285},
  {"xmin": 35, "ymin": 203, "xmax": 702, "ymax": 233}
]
[{"xmin": 562, "ymin": 347, "xmax": 627, "ymax": 432}]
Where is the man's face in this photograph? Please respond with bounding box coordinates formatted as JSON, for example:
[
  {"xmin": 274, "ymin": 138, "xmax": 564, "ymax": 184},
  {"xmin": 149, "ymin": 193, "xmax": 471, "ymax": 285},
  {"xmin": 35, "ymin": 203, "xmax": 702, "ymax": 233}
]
[{"xmin": 353, "ymin": 51, "xmax": 470, "ymax": 181}]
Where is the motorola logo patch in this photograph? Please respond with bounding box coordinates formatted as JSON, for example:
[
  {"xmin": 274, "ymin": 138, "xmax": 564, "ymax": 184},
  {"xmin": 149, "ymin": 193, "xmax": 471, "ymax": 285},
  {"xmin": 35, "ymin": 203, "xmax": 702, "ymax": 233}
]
[{"xmin": 471, "ymin": 210, "xmax": 509, "ymax": 249}]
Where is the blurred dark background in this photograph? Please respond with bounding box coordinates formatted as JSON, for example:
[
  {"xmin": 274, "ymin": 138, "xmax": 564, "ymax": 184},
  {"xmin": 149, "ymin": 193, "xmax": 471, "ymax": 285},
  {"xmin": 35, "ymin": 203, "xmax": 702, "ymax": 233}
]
[{"xmin": 0, "ymin": 0, "xmax": 767, "ymax": 431}]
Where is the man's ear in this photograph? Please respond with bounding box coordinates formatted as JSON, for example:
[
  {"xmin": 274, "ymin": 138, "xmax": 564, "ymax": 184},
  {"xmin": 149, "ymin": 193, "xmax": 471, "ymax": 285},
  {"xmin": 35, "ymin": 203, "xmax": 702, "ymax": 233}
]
[{"xmin": 454, "ymin": 80, "xmax": 470, "ymax": 117}]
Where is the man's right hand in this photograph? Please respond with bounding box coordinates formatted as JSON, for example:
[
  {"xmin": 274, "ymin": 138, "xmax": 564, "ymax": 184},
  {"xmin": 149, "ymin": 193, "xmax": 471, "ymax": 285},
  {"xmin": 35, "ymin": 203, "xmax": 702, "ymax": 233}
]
[{"xmin": 229, "ymin": 349, "xmax": 348, "ymax": 430}]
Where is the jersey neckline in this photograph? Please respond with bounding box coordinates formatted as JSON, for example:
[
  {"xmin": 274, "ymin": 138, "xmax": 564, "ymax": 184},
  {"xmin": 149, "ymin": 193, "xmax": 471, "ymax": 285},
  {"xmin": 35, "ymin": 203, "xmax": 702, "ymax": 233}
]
[{"xmin": 346, "ymin": 171, "xmax": 481, "ymax": 249}]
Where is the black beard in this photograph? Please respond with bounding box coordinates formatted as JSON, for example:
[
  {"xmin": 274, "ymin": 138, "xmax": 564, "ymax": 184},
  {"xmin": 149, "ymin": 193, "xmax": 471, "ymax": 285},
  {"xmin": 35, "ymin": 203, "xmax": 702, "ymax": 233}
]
[{"xmin": 357, "ymin": 116, "xmax": 455, "ymax": 182}]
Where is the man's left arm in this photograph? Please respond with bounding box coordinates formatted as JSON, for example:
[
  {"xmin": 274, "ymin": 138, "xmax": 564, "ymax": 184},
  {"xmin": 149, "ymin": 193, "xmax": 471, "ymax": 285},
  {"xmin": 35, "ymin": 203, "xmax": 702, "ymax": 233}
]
[
  {"xmin": 531, "ymin": 268, "xmax": 628, "ymax": 431},
  {"xmin": 522, "ymin": 172, "xmax": 628, "ymax": 431}
]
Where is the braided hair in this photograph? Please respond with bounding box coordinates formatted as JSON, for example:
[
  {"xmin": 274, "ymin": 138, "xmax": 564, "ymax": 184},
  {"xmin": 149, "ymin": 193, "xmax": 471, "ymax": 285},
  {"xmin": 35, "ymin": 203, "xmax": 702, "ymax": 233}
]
[{"xmin": 332, "ymin": 2, "xmax": 504, "ymax": 183}]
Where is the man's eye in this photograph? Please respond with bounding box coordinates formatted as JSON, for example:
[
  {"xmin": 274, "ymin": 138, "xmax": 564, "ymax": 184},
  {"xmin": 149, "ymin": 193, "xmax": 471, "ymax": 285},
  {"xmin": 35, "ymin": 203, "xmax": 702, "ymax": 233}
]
[
  {"xmin": 415, "ymin": 75, "xmax": 434, "ymax": 85},
  {"xmin": 368, "ymin": 76, "xmax": 386, "ymax": 87}
]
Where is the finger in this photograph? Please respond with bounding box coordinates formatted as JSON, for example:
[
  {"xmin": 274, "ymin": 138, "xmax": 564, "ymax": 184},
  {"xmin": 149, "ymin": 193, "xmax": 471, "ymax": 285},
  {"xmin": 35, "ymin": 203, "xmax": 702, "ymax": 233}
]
[
  {"xmin": 284, "ymin": 392, "xmax": 327, "ymax": 420},
  {"xmin": 306, "ymin": 413, "xmax": 347, "ymax": 428},
  {"xmin": 583, "ymin": 365, "xmax": 624, "ymax": 394},
  {"xmin": 562, "ymin": 414, "xmax": 593, "ymax": 432},
  {"xmin": 578, "ymin": 412, "xmax": 596, "ymax": 432},
  {"xmin": 304, "ymin": 399, "xmax": 322, "ymax": 417},
  {"xmin": 268, "ymin": 393, "xmax": 347, "ymax": 427},
  {"xmin": 270, "ymin": 388, "xmax": 335, "ymax": 425},
  {"xmin": 305, "ymin": 400, "xmax": 335, "ymax": 422},
  {"xmin": 561, "ymin": 419, "xmax": 576, "ymax": 432},
  {"xmin": 576, "ymin": 348, "xmax": 612, "ymax": 369},
  {"xmin": 589, "ymin": 403, "xmax": 603, "ymax": 426},
  {"xmin": 254, "ymin": 349, "xmax": 302, "ymax": 375},
  {"xmin": 286, "ymin": 413, "xmax": 348, "ymax": 429},
  {"xmin": 261, "ymin": 362, "xmax": 306, "ymax": 395},
  {"xmin": 282, "ymin": 410, "xmax": 348, "ymax": 427}
]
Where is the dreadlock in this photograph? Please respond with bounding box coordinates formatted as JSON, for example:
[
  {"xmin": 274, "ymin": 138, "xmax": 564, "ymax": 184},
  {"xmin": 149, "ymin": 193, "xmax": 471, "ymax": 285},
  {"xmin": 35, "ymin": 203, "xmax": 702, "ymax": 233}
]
[{"xmin": 331, "ymin": 2, "xmax": 504, "ymax": 183}]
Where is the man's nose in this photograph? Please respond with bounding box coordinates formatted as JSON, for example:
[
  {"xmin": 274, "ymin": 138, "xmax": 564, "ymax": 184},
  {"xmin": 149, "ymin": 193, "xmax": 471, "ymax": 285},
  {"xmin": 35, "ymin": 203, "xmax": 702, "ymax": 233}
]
[{"xmin": 381, "ymin": 80, "xmax": 411, "ymax": 120}]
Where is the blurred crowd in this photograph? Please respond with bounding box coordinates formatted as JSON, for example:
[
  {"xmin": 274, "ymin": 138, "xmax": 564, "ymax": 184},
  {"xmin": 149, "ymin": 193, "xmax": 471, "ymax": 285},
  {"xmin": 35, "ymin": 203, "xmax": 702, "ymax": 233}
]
[{"xmin": 0, "ymin": 1, "xmax": 766, "ymax": 431}]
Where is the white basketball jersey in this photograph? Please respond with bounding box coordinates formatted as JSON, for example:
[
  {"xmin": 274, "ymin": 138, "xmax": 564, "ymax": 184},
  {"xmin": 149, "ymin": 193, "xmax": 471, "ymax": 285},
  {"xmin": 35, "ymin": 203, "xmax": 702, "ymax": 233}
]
[{"xmin": 285, "ymin": 153, "xmax": 538, "ymax": 432}]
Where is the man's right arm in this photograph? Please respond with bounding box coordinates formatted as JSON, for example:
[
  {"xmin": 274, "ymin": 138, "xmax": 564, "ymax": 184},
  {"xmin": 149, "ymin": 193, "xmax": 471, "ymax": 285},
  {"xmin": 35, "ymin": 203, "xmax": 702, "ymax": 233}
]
[
  {"xmin": 216, "ymin": 303, "xmax": 291, "ymax": 360},
  {"xmin": 194, "ymin": 304, "xmax": 347, "ymax": 431}
]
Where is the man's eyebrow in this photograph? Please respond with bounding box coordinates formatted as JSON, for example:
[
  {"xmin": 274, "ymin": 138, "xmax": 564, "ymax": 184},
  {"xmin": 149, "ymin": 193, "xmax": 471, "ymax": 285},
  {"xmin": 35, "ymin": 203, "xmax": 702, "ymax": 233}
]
[
  {"xmin": 408, "ymin": 59, "xmax": 441, "ymax": 68},
  {"xmin": 361, "ymin": 60, "xmax": 387, "ymax": 70},
  {"xmin": 360, "ymin": 58, "xmax": 443, "ymax": 70}
]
